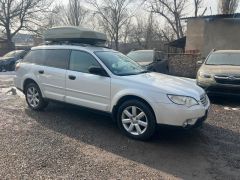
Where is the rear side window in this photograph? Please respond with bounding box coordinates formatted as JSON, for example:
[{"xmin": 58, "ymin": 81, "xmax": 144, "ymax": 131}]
[
  {"xmin": 23, "ymin": 50, "xmax": 45, "ymax": 65},
  {"xmin": 69, "ymin": 50, "xmax": 101, "ymax": 73},
  {"xmin": 44, "ymin": 49, "xmax": 70, "ymax": 69},
  {"xmin": 155, "ymin": 51, "xmax": 166, "ymax": 61},
  {"xmin": 23, "ymin": 49, "xmax": 70, "ymax": 69},
  {"xmin": 127, "ymin": 51, "xmax": 154, "ymax": 62}
]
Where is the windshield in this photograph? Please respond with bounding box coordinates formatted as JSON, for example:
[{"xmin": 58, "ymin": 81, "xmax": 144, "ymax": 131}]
[
  {"xmin": 95, "ymin": 51, "xmax": 147, "ymax": 76},
  {"xmin": 206, "ymin": 53, "xmax": 240, "ymax": 66},
  {"xmin": 127, "ymin": 51, "xmax": 154, "ymax": 62},
  {"xmin": 3, "ymin": 50, "xmax": 24, "ymax": 58}
]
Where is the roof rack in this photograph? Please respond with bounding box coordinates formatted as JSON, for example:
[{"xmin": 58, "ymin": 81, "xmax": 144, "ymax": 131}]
[{"xmin": 44, "ymin": 40, "xmax": 110, "ymax": 49}]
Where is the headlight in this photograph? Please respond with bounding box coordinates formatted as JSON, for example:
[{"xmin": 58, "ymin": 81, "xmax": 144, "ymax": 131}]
[
  {"xmin": 199, "ymin": 72, "xmax": 212, "ymax": 78},
  {"xmin": 167, "ymin": 95, "xmax": 199, "ymax": 107}
]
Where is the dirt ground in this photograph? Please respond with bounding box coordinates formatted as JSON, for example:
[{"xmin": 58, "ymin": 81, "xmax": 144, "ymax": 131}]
[{"xmin": 0, "ymin": 74, "xmax": 239, "ymax": 180}]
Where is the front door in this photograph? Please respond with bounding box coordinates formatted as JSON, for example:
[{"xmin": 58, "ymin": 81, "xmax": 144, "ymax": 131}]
[{"xmin": 66, "ymin": 50, "xmax": 111, "ymax": 112}]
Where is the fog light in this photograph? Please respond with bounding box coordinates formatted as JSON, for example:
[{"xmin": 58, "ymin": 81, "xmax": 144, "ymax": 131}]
[
  {"xmin": 183, "ymin": 121, "xmax": 188, "ymax": 128},
  {"xmin": 182, "ymin": 119, "xmax": 195, "ymax": 128}
]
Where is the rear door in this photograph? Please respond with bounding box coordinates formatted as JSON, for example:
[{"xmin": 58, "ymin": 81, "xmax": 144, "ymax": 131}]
[
  {"xmin": 66, "ymin": 50, "xmax": 111, "ymax": 111},
  {"xmin": 40, "ymin": 49, "xmax": 70, "ymax": 101}
]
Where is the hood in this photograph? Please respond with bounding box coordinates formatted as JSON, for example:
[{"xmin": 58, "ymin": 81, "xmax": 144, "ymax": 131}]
[
  {"xmin": 0, "ymin": 57, "xmax": 14, "ymax": 61},
  {"xmin": 200, "ymin": 65, "xmax": 240, "ymax": 75},
  {"xmin": 122, "ymin": 72, "xmax": 204, "ymax": 100}
]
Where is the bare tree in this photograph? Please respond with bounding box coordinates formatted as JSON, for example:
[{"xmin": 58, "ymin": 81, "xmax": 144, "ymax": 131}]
[
  {"xmin": 0, "ymin": 0, "xmax": 51, "ymax": 49},
  {"xmin": 129, "ymin": 12, "xmax": 166, "ymax": 48},
  {"xmin": 218, "ymin": 0, "xmax": 239, "ymax": 14},
  {"xmin": 148, "ymin": 0, "xmax": 188, "ymax": 39},
  {"xmin": 63, "ymin": 0, "xmax": 88, "ymax": 26},
  {"xmin": 131, "ymin": 13, "xmax": 155, "ymax": 48},
  {"xmin": 193, "ymin": 0, "xmax": 204, "ymax": 17},
  {"xmin": 87, "ymin": 0, "xmax": 135, "ymax": 50}
]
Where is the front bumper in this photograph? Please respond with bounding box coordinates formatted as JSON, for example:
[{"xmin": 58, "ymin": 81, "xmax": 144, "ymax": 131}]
[
  {"xmin": 152, "ymin": 99, "xmax": 210, "ymax": 127},
  {"xmin": 197, "ymin": 80, "xmax": 240, "ymax": 96}
]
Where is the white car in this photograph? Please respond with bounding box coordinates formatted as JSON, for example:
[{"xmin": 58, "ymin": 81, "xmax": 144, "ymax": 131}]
[{"xmin": 14, "ymin": 45, "xmax": 210, "ymax": 140}]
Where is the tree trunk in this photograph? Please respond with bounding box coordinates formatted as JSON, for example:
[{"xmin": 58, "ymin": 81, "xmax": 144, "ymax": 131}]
[
  {"xmin": 115, "ymin": 29, "xmax": 119, "ymax": 50},
  {"xmin": 6, "ymin": 27, "xmax": 15, "ymax": 51}
]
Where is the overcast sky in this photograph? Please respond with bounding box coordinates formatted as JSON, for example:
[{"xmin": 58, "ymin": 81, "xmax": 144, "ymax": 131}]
[{"xmin": 60, "ymin": 0, "xmax": 220, "ymax": 16}]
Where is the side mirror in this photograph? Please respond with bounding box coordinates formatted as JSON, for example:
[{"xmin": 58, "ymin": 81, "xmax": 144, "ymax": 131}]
[
  {"xmin": 88, "ymin": 66, "xmax": 109, "ymax": 77},
  {"xmin": 197, "ymin": 60, "xmax": 203, "ymax": 65}
]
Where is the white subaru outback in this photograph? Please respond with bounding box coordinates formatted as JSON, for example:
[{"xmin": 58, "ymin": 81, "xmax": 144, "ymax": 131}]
[{"xmin": 14, "ymin": 27, "xmax": 210, "ymax": 140}]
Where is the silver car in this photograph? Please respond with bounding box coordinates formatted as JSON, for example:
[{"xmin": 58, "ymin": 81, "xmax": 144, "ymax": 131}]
[
  {"xmin": 197, "ymin": 50, "xmax": 240, "ymax": 96},
  {"xmin": 127, "ymin": 50, "xmax": 169, "ymax": 74}
]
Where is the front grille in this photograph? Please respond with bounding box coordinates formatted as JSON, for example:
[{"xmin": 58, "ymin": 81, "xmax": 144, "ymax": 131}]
[
  {"xmin": 214, "ymin": 75, "xmax": 240, "ymax": 85},
  {"xmin": 200, "ymin": 94, "xmax": 208, "ymax": 107}
]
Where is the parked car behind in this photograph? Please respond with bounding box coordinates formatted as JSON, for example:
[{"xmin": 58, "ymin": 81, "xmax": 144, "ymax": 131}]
[
  {"xmin": 0, "ymin": 50, "xmax": 28, "ymax": 72},
  {"xmin": 197, "ymin": 50, "xmax": 240, "ymax": 96},
  {"xmin": 127, "ymin": 50, "xmax": 169, "ymax": 74}
]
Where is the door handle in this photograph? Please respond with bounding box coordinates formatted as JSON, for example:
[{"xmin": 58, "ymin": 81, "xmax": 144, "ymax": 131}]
[
  {"xmin": 38, "ymin": 70, "xmax": 44, "ymax": 74},
  {"xmin": 68, "ymin": 75, "xmax": 76, "ymax": 80}
]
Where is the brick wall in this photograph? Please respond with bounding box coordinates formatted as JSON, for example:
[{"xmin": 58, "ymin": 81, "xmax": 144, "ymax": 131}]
[{"xmin": 168, "ymin": 54, "xmax": 202, "ymax": 79}]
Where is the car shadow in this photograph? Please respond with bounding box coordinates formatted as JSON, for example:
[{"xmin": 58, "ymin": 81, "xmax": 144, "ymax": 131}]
[
  {"xmin": 25, "ymin": 102, "xmax": 240, "ymax": 179},
  {"xmin": 209, "ymin": 95, "xmax": 240, "ymax": 107}
]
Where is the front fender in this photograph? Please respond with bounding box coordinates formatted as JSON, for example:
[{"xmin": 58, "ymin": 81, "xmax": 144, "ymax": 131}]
[{"xmin": 110, "ymin": 89, "xmax": 156, "ymax": 112}]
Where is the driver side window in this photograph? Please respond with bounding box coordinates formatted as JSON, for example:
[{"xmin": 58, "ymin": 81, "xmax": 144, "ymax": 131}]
[{"xmin": 69, "ymin": 50, "xmax": 101, "ymax": 73}]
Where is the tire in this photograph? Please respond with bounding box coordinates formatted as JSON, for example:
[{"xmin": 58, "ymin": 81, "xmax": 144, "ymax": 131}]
[
  {"xmin": 116, "ymin": 99, "xmax": 156, "ymax": 140},
  {"xmin": 25, "ymin": 83, "xmax": 48, "ymax": 111}
]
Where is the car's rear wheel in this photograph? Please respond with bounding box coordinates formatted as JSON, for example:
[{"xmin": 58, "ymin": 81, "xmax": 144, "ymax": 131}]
[
  {"xmin": 25, "ymin": 83, "xmax": 48, "ymax": 110},
  {"xmin": 117, "ymin": 100, "xmax": 156, "ymax": 140}
]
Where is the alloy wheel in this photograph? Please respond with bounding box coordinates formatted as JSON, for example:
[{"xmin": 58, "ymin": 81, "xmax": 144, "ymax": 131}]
[
  {"xmin": 121, "ymin": 106, "xmax": 148, "ymax": 136},
  {"xmin": 27, "ymin": 87, "xmax": 40, "ymax": 108}
]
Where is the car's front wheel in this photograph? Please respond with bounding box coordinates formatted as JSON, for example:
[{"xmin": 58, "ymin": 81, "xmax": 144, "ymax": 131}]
[
  {"xmin": 25, "ymin": 83, "xmax": 48, "ymax": 110},
  {"xmin": 117, "ymin": 100, "xmax": 156, "ymax": 140}
]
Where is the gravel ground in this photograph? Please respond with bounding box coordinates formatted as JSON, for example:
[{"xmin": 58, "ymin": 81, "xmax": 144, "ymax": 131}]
[{"xmin": 0, "ymin": 75, "xmax": 240, "ymax": 180}]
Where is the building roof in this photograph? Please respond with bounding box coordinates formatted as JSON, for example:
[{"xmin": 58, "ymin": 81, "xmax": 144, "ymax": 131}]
[
  {"xmin": 166, "ymin": 36, "xmax": 186, "ymax": 49},
  {"xmin": 181, "ymin": 13, "xmax": 240, "ymax": 20}
]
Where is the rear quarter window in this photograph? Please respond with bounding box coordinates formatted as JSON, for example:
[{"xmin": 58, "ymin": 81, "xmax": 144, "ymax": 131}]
[
  {"xmin": 23, "ymin": 49, "xmax": 70, "ymax": 69},
  {"xmin": 23, "ymin": 50, "xmax": 45, "ymax": 65},
  {"xmin": 127, "ymin": 51, "xmax": 154, "ymax": 62}
]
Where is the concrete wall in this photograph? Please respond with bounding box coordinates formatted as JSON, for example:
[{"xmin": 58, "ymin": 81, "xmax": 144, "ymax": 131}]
[
  {"xmin": 185, "ymin": 18, "xmax": 240, "ymax": 57},
  {"xmin": 203, "ymin": 19, "xmax": 240, "ymax": 57},
  {"xmin": 185, "ymin": 19, "xmax": 206, "ymax": 55}
]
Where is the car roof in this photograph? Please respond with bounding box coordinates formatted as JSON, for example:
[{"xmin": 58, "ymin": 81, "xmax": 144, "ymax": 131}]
[
  {"xmin": 31, "ymin": 45, "xmax": 115, "ymax": 53},
  {"xmin": 213, "ymin": 50, "xmax": 240, "ymax": 54}
]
